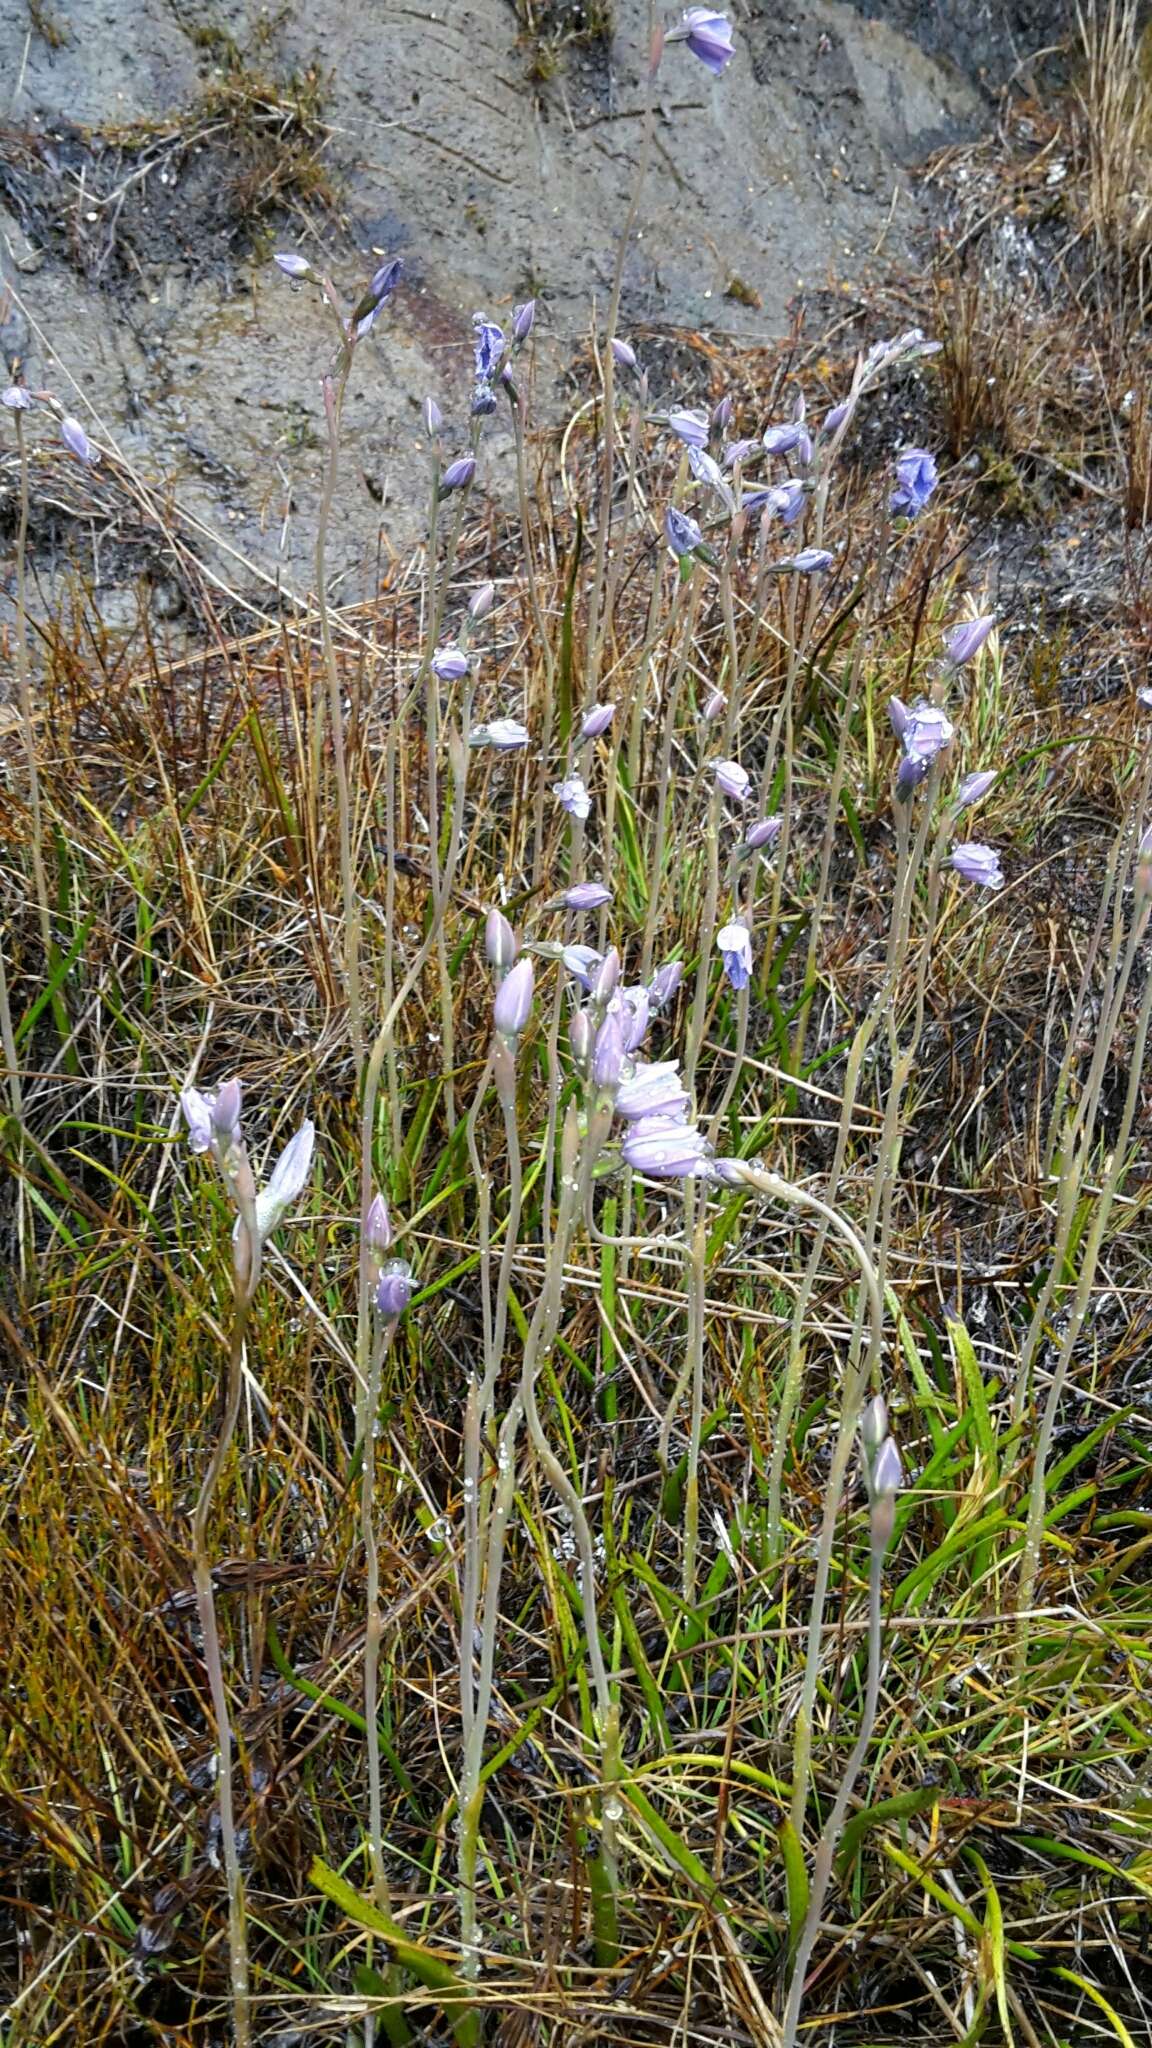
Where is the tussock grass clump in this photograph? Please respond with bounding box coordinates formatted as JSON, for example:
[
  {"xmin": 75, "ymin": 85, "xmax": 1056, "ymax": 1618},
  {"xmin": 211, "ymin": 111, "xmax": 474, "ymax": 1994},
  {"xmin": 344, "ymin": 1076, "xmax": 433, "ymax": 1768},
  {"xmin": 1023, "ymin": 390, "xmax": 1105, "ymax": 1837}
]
[{"xmin": 3, "ymin": 13, "xmax": 1152, "ymax": 2048}]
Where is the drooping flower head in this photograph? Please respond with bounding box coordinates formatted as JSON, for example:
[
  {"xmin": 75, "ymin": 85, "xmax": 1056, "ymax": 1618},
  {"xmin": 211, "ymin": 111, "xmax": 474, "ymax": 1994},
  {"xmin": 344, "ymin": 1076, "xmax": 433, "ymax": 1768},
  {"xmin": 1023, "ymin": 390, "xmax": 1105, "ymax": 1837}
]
[
  {"xmin": 890, "ymin": 447, "xmax": 939, "ymax": 518},
  {"xmin": 274, "ymin": 252, "xmax": 311, "ymax": 279},
  {"xmin": 181, "ymin": 1079, "xmax": 243, "ymax": 1157},
  {"xmin": 2, "ymin": 385, "xmax": 33, "ymax": 410},
  {"xmin": 714, "ymin": 759, "xmax": 751, "ymax": 804},
  {"xmin": 951, "ymin": 841, "xmax": 1003, "ymax": 889},
  {"xmin": 614, "ymin": 1060, "xmax": 689, "ymax": 1123},
  {"xmin": 667, "ymin": 406, "xmax": 711, "ymax": 449},
  {"xmin": 611, "ymin": 337, "xmax": 638, "ymax": 372},
  {"xmin": 688, "ymin": 444, "xmax": 737, "ymax": 513},
  {"xmin": 580, "ymin": 701, "xmax": 616, "ymax": 738},
  {"xmin": 432, "ymin": 644, "xmax": 470, "ymax": 681},
  {"xmin": 563, "ymin": 881, "xmax": 612, "ymax": 910},
  {"xmin": 741, "ymin": 816, "xmax": 782, "ymax": 852},
  {"xmin": 60, "ymin": 417, "xmax": 95, "ymax": 464},
  {"xmin": 470, "ymin": 717, "xmax": 529, "ymax": 750},
  {"xmin": 554, "ymin": 775, "xmax": 592, "ymax": 822},
  {"xmin": 622, "ymin": 1116, "xmax": 713, "ymax": 1178},
  {"xmin": 716, "ymin": 921, "xmax": 753, "ymax": 991},
  {"xmin": 944, "ymin": 614, "xmax": 997, "ymax": 668},
  {"xmin": 955, "ymin": 770, "xmax": 997, "ymax": 812},
  {"xmin": 376, "ymin": 1261, "xmax": 414, "ymax": 1317},
  {"xmin": 670, "ymin": 7, "xmax": 736, "ymax": 74},
  {"xmin": 894, "ymin": 700, "xmax": 954, "ymax": 798}
]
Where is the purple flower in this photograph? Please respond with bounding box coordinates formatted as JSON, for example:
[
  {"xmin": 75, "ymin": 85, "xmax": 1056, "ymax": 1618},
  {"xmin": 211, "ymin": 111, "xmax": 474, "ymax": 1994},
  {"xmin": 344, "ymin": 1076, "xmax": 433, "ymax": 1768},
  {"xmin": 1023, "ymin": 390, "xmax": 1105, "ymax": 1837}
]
[
  {"xmin": 432, "ymin": 644, "xmax": 470, "ymax": 681},
  {"xmin": 711, "ymin": 395, "xmax": 733, "ymax": 432},
  {"xmin": 951, "ymin": 841, "xmax": 1003, "ymax": 889},
  {"xmin": 494, "ymin": 957, "xmax": 535, "ymax": 1037},
  {"xmin": 955, "ymin": 770, "xmax": 996, "ymax": 812},
  {"xmin": 888, "ymin": 697, "xmax": 909, "ymax": 740},
  {"xmin": 554, "ymin": 775, "xmax": 592, "ymax": 822},
  {"xmin": 473, "ymin": 315, "xmax": 506, "ymax": 383},
  {"xmin": 742, "ymin": 479, "xmax": 806, "ymax": 524},
  {"xmin": 778, "ymin": 547, "xmax": 834, "ymax": 573},
  {"xmin": 368, "ymin": 257, "xmax": 403, "ymax": 307},
  {"xmin": 674, "ymin": 7, "xmax": 735, "ymax": 75},
  {"xmin": 622, "ymin": 1116, "xmax": 713, "ymax": 1179},
  {"xmin": 667, "ymin": 406, "xmax": 710, "ymax": 449},
  {"xmin": 512, "ymin": 299, "xmax": 537, "ymax": 343},
  {"xmin": 614, "ymin": 1060, "xmax": 689, "ymax": 1122},
  {"xmin": 664, "ymin": 401, "xmax": 709, "ymax": 446},
  {"xmin": 580, "ymin": 701, "xmax": 616, "ymax": 738},
  {"xmin": 274, "ymin": 252, "xmax": 311, "ymax": 278},
  {"xmin": 611, "ymin": 337, "xmax": 637, "ymax": 371},
  {"xmin": 485, "ymin": 908, "xmax": 518, "ymax": 970},
  {"xmin": 471, "ymin": 386, "xmax": 498, "ymax": 418},
  {"xmin": 469, "ymin": 582, "xmax": 496, "ymax": 620},
  {"xmin": 701, "ymin": 687, "xmax": 727, "ymax": 722},
  {"xmin": 181, "ymin": 1079, "xmax": 243, "ymax": 1156},
  {"xmin": 441, "ymin": 456, "xmax": 476, "ymax": 492},
  {"xmin": 742, "ymin": 816, "xmax": 782, "ymax": 851},
  {"xmin": 593, "ymin": 1011, "xmax": 626, "ymax": 1089},
  {"xmin": 564, "ymin": 881, "xmax": 612, "ymax": 910},
  {"xmin": 562, "ymin": 944, "xmax": 604, "ymax": 989},
  {"xmin": 665, "ymin": 506, "xmax": 704, "ymax": 557},
  {"xmin": 762, "ymin": 422, "xmax": 807, "ymax": 457},
  {"xmin": 723, "ymin": 437, "xmax": 760, "ymax": 468},
  {"xmin": 891, "ymin": 447, "xmax": 938, "ymax": 518},
  {"xmin": 376, "ymin": 1260, "xmax": 414, "ymax": 1317},
  {"xmin": 944, "ymin": 614, "xmax": 997, "ymax": 667},
  {"xmin": 903, "ymin": 702, "xmax": 955, "ymax": 766},
  {"xmin": 649, "ymin": 959, "xmax": 684, "ymax": 1009},
  {"xmin": 2, "ymin": 385, "xmax": 33, "ymax": 410},
  {"xmin": 470, "ymin": 717, "xmax": 529, "ymax": 750},
  {"xmin": 717, "ymin": 921, "xmax": 753, "ymax": 990},
  {"xmin": 350, "ymin": 259, "xmax": 403, "ymax": 339},
  {"xmin": 714, "ymin": 759, "xmax": 750, "ymax": 804},
  {"xmin": 365, "ymin": 1191, "xmax": 394, "ymax": 1255},
  {"xmin": 423, "ymin": 396, "xmax": 443, "ymax": 437},
  {"xmin": 688, "ymin": 444, "xmax": 736, "ymax": 512},
  {"xmin": 822, "ymin": 398, "xmax": 853, "ymax": 435},
  {"xmin": 60, "ymin": 417, "xmax": 95, "ymax": 464},
  {"xmin": 252, "ymin": 1121, "xmax": 316, "ymax": 1245}
]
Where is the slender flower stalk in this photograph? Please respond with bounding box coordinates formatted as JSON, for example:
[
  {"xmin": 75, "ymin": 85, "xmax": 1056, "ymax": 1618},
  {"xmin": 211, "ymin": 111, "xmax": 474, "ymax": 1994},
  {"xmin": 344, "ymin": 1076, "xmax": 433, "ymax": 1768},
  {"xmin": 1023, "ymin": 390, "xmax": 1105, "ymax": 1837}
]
[{"xmin": 180, "ymin": 1089, "xmax": 314, "ymax": 2048}]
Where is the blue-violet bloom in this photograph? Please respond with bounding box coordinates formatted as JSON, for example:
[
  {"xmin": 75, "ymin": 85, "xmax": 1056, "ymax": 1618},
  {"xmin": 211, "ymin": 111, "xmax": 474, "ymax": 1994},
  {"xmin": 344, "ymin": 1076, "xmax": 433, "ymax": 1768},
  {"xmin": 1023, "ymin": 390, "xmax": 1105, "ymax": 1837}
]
[{"xmin": 717, "ymin": 921, "xmax": 753, "ymax": 990}]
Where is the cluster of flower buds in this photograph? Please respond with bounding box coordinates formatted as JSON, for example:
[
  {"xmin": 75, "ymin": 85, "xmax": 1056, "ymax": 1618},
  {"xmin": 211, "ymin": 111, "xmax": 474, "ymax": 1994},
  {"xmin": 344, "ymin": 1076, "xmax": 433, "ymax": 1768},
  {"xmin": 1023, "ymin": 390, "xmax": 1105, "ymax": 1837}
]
[
  {"xmin": 565, "ymin": 951, "xmax": 712, "ymax": 1178},
  {"xmin": 861, "ymin": 1394, "xmax": 903, "ymax": 1551},
  {"xmin": 364, "ymin": 1190, "xmax": 414, "ymax": 1319},
  {"xmin": 273, "ymin": 250, "xmax": 403, "ymax": 348},
  {"xmin": 180, "ymin": 1079, "xmax": 315, "ymax": 1274}
]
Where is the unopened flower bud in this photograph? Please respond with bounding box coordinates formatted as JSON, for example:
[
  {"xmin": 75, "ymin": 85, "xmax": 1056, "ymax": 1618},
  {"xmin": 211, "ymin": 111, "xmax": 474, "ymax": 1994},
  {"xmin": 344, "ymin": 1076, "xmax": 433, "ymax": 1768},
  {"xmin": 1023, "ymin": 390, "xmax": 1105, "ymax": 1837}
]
[
  {"xmin": 591, "ymin": 946, "xmax": 620, "ymax": 1003},
  {"xmin": 485, "ymin": 908, "xmax": 518, "ymax": 971},
  {"xmin": 469, "ymin": 581, "xmax": 495, "ymax": 620},
  {"xmin": 494, "ymin": 956, "xmax": 534, "ymax": 1038},
  {"xmin": 376, "ymin": 1259, "xmax": 413, "ymax": 1318},
  {"xmin": 569, "ymin": 1009, "xmax": 593, "ymax": 1063},
  {"xmin": 861, "ymin": 1395, "xmax": 888, "ymax": 1453},
  {"xmin": 592, "ymin": 1011, "xmax": 626, "ymax": 1089},
  {"xmin": 365, "ymin": 1191, "xmax": 393, "ymax": 1258}
]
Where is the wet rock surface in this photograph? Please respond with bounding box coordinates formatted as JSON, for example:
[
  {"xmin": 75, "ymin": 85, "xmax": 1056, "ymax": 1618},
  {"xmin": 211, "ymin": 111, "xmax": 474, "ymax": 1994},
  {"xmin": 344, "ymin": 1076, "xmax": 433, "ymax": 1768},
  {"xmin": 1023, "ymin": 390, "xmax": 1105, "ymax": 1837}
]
[{"xmin": 0, "ymin": 0, "xmax": 1062, "ymax": 617}]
